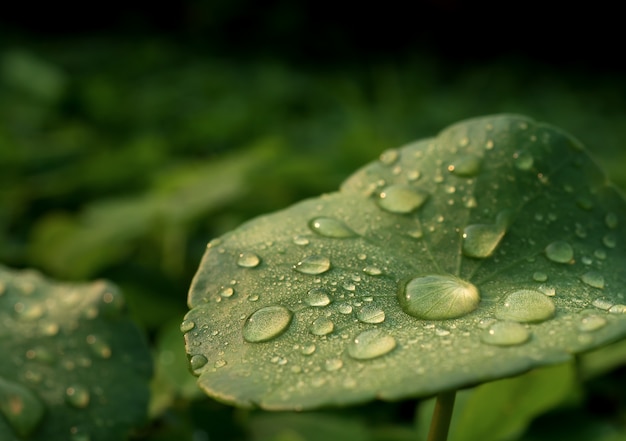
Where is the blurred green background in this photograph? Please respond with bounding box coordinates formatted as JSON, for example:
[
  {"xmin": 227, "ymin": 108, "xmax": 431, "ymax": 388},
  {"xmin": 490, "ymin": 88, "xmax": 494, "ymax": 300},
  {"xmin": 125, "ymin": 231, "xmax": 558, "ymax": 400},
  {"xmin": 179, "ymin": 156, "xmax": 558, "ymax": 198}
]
[{"xmin": 1, "ymin": 2, "xmax": 625, "ymax": 440}]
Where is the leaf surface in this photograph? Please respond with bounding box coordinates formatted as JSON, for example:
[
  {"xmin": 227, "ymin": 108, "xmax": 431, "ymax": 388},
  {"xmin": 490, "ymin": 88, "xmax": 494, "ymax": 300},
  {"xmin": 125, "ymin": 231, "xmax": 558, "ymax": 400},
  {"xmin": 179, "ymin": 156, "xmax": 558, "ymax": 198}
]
[{"xmin": 183, "ymin": 114, "xmax": 626, "ymax": 410}]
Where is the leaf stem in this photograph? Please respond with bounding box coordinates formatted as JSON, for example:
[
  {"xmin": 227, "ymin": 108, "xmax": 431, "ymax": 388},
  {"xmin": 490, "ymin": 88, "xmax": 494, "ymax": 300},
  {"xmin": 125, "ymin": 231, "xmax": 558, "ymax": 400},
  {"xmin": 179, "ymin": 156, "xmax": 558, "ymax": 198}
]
[{"xmin": 426, "ymin": 390, "xmax": 456, "ymax": 441}]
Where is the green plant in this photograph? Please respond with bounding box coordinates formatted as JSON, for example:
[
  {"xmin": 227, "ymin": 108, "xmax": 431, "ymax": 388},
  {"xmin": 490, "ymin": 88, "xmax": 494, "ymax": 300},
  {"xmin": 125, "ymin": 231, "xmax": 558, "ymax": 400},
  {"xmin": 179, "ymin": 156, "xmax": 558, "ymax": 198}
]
[{"xmin": 182, "ymin": 114, "xmax": 626, "ymax": 440}]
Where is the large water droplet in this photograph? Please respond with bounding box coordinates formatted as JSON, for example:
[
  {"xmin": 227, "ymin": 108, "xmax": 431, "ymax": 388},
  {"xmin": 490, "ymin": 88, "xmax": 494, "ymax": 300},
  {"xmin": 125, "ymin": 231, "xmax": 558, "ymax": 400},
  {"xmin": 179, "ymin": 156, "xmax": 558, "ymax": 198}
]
[
  {"xmin": 309, "ymin": 317, "xmax": 334, "ymax": 336},
  {"xmin": 237, "ymin": 252, "xmax": 261, "ymax": 268},
  {"xmin": 309, "ymin": 217, "xmax": 357, "ymax": 238},
  {"xmin": 581, "ymin": 271, "xmax": 605, "ymax": 289},
  {"xmin": 377, "ymin": 185, "xmax": 429, "ymax": 214},
  {"xmin": 398, "ymin": 274, "xmax": 480, "ymax": 320},
  {"xmin": 495, "ymin": 289, "xmax": 556, "ymax": 323},
  {"xmin": 65, "ymin": 385, "xmax": 90, "ymax": 409},
  {"xmin": 462, "ymin": 211, "xmax": 512, "ymax": 258},
  {"xmin": 347, "ymin": 329, "xmax": 397, "ymax": 360},
  {"xmin": 513, "ymin": 150, "xmax": 534, "ymax": 170},
  {"xmin": 578, "ymin": 315, "xmax": 607, "ymax": 332},
  {"xmin": 0, "ymin": 377, "xmax": 45, "ymax": 438},
  {"xmin": 481, "ymin": 321, "xmax": 530, "ymax": 346},
  {"xmin": 448, "ymin": 154, "xmax": 482, "ymax": 177},
  {"xmin": 356, "ymin": 305, "xmax": 385, "ymax": 324},
  {"xmin": 243, "ymin": 306, "xmax": 293, "ymax": 342},
  {"xmin": 306, "ymin": 288, "xmax": 331, "ymax": 307},
  {"xmin": 545, "ymin": 241, "xmax": 574, "ymax": 263},
  {"xmin": 605, "ymin": 212, "xmax": 618, "ymax": 229},
  {"xmin": 180, "ymin": 319, "xmax": 196, "ymax": 333},
  {"xmin": 190, "ymin": 354, "xmax": 209, "ymax": 372},
  {"xmin": 294, "ymin": 255, "xmax": 331, "ymax": 275}
]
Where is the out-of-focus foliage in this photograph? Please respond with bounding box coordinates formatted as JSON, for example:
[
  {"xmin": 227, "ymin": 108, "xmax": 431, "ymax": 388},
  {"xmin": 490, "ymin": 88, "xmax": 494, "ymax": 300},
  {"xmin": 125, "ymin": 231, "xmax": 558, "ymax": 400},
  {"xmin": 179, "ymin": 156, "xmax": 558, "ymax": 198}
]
[{"xmin": 0, "ymin": 35, "xmax": 625, "ymax": 441}]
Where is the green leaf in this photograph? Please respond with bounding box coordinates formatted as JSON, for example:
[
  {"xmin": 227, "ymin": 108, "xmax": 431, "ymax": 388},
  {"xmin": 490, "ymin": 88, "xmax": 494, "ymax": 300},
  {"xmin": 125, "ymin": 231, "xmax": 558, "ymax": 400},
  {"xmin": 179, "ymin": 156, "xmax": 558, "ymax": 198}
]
[
  {"xmin": 249, "ymin": 412, "xmax": 370, "ymax": 441},
  {"xmin": 183, "ymin": 114, "xmax": 626, "ymax": 410},
  {"xmin": 0, "ymin": 265, "xmax": 152, "ymax": 440}
]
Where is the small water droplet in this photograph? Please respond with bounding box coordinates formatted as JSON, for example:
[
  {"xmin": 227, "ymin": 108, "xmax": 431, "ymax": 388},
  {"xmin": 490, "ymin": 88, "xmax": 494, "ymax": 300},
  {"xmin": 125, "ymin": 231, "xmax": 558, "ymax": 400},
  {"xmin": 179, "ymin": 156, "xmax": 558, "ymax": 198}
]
[
  {"xmin": 581, "ymin": 271, "xmax": 605, "ymax": 289},
  {"xmin": 398, "ymin": 274, "xmax": 480, "ymax": 320},
  {"xmin": 243, "ymin": 306, "xmax": 293, "ymax": 343},
  {"xmin": 465, "ymin": 196, "xmax": 478, "ymax": 208},
  {"xmin": 578, "ymin": 315, "xmax": 607, "ymax": 332},
  {"xmin": 448, "ymin": 154, "xmax": 482, "ymax": 177},
  {"xmin": 347, "ymin": 329, "xmax": 396, "ymax": 360},
  {"xmin": 357, "ymin": 305, "xmax": 385, "ymax": 324},
  {"xmin": 190, "ymin": 354, "xmax": 209, "ymax": 372},
  {"xmin": 379, "ymin": 149, "xmax": 399, "ymax": 165},
  {"xmin": 513, "ymin": 150, "xmax": 534, "ymax": 170},
  {"xmin": 495, "ymin": 289, "xmax": 556, "ymax": 323},
  {"xmin": 609, "ymin": 304, "xmax": 626, "ymax": 314},
  {"xmin": 337, "ymin": 303, "xmax": 353, "ymax": 314},
  {"xmin": 65, "ymin": 385, "xmax": 90, "ymax": 409},
  {"xmin": 545, "ymin": 241, "xmax": 574, "ymax": 263},
  {"xmin": 407, "ymin": 170, "xmax": 421, "ymax": 181},
  {"xmin": 247, "ymin": 294, "xmax": 259, "ymax": 302},
  {"xmin": 603, "ymin": 233, "xmax": 617, "ymax": 249},
  {"xmin": 592, "ymin": 298, "xmax": 613, "ymax": 310},
  {"xmin": 324, "ymin": 358, "xmax": 343, "ymax": 371},
  {"xmin": 309, "ymin": 317, "xmax": 334, "ymax": 336},
  {"xmin": 533, "ymin": 272, "xmax": 548, "ymax": 282},
  {"xmin": 13, "ymin": 301, "xmax": 44, "ymax": 321},
  {"xmin": 594, "ymin": 249, "xmax": 607, "ymax": 260},
  {"xmin": 306, "ymin": 288, "xmax": 331, "ymax": 307},
  {"xmin": 481, "ymin": 321, "xmax": 530, "ymax": 346},
  {"xmin": 237, "ymin": 252, "xmax": 261, "ymax": 268},
  {"xmin": 605, "ymin": 212, "xmax": 619, "ymax": 229},
  {"xmin": 294, "ymin": 255, "xmax": 331, "ymax": 275},
  {"xmin": 86, "ymin": 335, "xmax": 112, "ymax": 359},
  {"xmin": 293, "ymin": 235, "xmax": 310, "ymax": 246},
  {"xmin": 214, "ymin": 359, "xmax": 227, "ymax": 368},
  {"xmin": 25, "ymin": 346, "xmax": 55, "ymax": 364},
  {"xmin": 0, "ymin": 377, "xmax": 45, "ymax": 437},
  {"xmin": 219, "ymin": 287, "xmax": 234, "ymax": 298},
  {"xmin": 309, "ymin": 217, "xmax": 357, "ymax": 238},
  {"xmin": 300, "ymin": 344, "xmax": 316, "ymax": 355},
  {"xmin": 377, "ymin": 185, "xmax": 429, "ymax": 214},
  {"xmin": 363, "ymin": 266, "xmax": 383, "ymax": 276}
]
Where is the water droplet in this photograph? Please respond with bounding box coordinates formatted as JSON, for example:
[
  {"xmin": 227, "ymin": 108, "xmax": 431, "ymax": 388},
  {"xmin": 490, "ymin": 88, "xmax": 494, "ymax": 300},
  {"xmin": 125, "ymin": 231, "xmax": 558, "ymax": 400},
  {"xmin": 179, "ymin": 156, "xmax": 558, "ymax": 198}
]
[
  {"xmin": 603, "ymin": 233, "xmax": 617, "ymax": 249},
  {"xmin": 13, "ymin": 301, "xmax": 44, "ymax": 321},
  {"xmin": 485, "ymin": 139, "xmax": 495, "ymax": 150},
  {"xmin": 214, "ymin": 359, "xmax": 227, "ymax": 368},
  {"xmin": 605, "ymin": 212, "xmax": 618, "ymax": 229},
  {"xmin": 310, "ymin": 317, "xmax": 334, "ymax": 336},
  {"xmin": 86, "ymin": 335, "xmax": 112, "ymax": 359},
  {"xmin": 495, "ymin": 289, "xmax": 556, "ymax": 323},
  {"xmin": 576, "ymin": 196, "xmax": 594, "ymax": 211},
  {"xmin": 377, "ymin": 185, "xmax": 429, "ymax": 214},
  {"xmin": 347, "ymin": 329, "xmax": 396, "ymax": 360},
  {"xmin": 293, "ymin": 235, "xmax": 310, "ymax": 246},
  {"xmin": 190, "ymin": 354, "xmax": 208, "ymax": 372},
  {"xmin": 379, "ymin": 149, "xmax": 399, "ymax": 165},
  {"xmin": 513, "ymin": 150, "xmax": 534, "ymax": 170},
  {"xmin": 357, "ymin": 305, "xmax": 385, "ymax": 324},
  {"xmin": 65, "ymin": 385, "xmax": 90, "ymax": 409},
  {"xmin": 219, "ymin": 287, "xmax": 235, "ymax": 298},
  {"xmin": 337, "ymin": 303, "xmax": 353, "ymax": 314},
  {"xmin": 592, "ymin": 298, "xmax": 613, "ymax": 310},
  {"xmin": 545, "ymin": 241, "xmax": 574, "ymax": 263},
  {"xmin": 533, "ymin": 272, "xmax": 548, "ymax": 282},
  {"xmin": 398, "ymin": 274, "xmax": 480, "ymax": 320},
  {"xmin": 309, "ymin": 217, "xmax": 357, "ymax": 238},
  {"xmin": 0, "ymin": 377, "xmax": 45, "ymax": 437},
  {"xmin": 363, "ymin": 266, "xmax": 383, "ymax": 276},
  {"xmin": 578, "ymin": 315, "xmax": 607, "ymax": 332},
  {"xmin": 581, "ymin": 271, "xmax": 605, "ymax": 289},
  {"xmin": 300, "ymin": 344, "xmax": 316, "ymax": 355},
  {"xmin": 294, "ymin": 255, "xmax": 331, "ymax": 275},
  {"xmin": 595, "ymin": 249, "xmax": 607, "ymax": 260},
  {"xmin": 25, "ymin": 346, "xmax": 55, "ymax": 364},
  {"xmin": 324, "ymin": 358, "xmax": 343, "ymax": 371},
  {"xmin": 448, "ymin": 154, "xmax": 482, "ymax": 177},
  {"xmin": 237, "ymin": 252, "xmax": 261, "ymax": 268},
  {"xmin": 609, "ymin": 304, "xmax": 626, "ymax": 314},
  {"xmin": 481, "ymin": 321, "xmax": 530, "ymax": 346},
  {"xmin": 243, "ymin": 306, "xmax": 293, "ymax": 342},
  {"xmin": 306, "ymin": 288, "xmax": 331, "ymax": 307}
]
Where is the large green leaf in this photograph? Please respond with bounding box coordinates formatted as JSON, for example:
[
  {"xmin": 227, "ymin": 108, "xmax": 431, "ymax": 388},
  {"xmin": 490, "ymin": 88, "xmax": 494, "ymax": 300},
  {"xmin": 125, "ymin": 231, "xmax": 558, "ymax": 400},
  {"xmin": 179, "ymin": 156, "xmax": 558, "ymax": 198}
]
[
  {"xmin": 0, "ymin": 265, "xmax": 152, "ymax": 440},
  {"xmin": 183, "ymin": 114, "xmax": 626, "ymax": 410}
]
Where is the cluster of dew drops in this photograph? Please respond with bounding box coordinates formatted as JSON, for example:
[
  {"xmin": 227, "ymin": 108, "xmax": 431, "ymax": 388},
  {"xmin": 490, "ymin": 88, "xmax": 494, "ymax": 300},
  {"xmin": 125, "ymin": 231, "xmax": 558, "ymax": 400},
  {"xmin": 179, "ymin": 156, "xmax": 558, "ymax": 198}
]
[{"xmin": 183, "ymin": 121, "xmax": 626, "ymax": 376}]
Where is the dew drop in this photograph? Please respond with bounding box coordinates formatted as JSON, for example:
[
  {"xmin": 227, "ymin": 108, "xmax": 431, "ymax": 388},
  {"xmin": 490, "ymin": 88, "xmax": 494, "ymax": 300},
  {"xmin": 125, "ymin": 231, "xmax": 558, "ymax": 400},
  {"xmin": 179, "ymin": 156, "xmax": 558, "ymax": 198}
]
[
  {"xmin": 219, "ymin": 287, "xmax": 235, "ymax": 298},
  {"xmin": 592, "ymin": 298, "xmax": 613, "ymax": 310},
  {"xmin": 448, "ymin": 154, "xmax": 482, "ymax": 177},
  {"xmin": 363, "ymin": 266, "xmax": 383, "ymax": 276},
  {"xmin": 357, "ymin": 305, "xmax": 385, "ymax": 324},
  {"xmin": 214, "ymin": 359, "xmax": 227, "ymax": 368},
  {"xmin": 495, "ymin": 289, "xmax": 556, "ymax": 323},
  {"xmin": 398, "ymin": 274, "xmax": 480, "ymax": 320},
  {"xmin": 65, "ymin": 385, "xmax": 90, "ymax": 409},
  {"xmin": 300, "ymin": 344, "xmax": 316, "ymax": 355},
  {"xmin": 545, "ymin": 241, "xmax": 574, "ymax": 263},
  {"xmin": 86, "ymin": 335, "xmax": 112, "ymax": 359},
  {"xmin": 481, "ymin": 321, "xmax": 530, "ymax": 346},
  {"xmin": 325, "ymin": 358, "xmax": 343, "ymax": 372},
  {"xmin": 309, "ymin": 217, "xmax": 357, "ymax": 238},
  {"xmin": 377, "ymin": 185, "xmax": 429, "ymax": 214},
  {"xmin": 310, "ymin": 317, "xmax": 334, "ymax": 336},
  {"xmin": 578, "ymin": 315, "xmax": 607, "ymax": 332},
  {"xmin": 237, "ymin": 252, "xmax": 261, "ymax": 268},
  {"xmin": 293, "ymin": 235, "xmax": 310, "ymax": 246},
  {"xmin": 190, "ymin": 354, "xmax": 209, "ymax": 372},
  {"xmin": 609, "ymin": 304, "xmax": 626, "ymax": 314},
  {"xmin": 337, "ymin": 303, "xmax": 353, "ymax": 314},
  {"xmin": 294, "ymin": 255, "xmax": 331, "ymax": 275},
  {"xmin": 603, "ymin": 233, "xmax": 617, "ymax": 249},
  {"xmin": 0, "ymin": 377, "xmax": 45, "ymax": 438},
  {"xmin": 379, "ymin": 149, "xmax": 399, "ymax": 165},
  {"xmin": 605, "ymin": 212, "xmax": 618, "ymax": 229},
  {"xmin": 462, "ymin": 225, "xmax": 504, "ymax": 258},
  {"xmin": 243, "ymin": 306, "xmax": 293, "ymax": 342},
  {"xmin": 13, "ymin": 301, "xmax": 44, "ymax": 321},
  {"xmin": 347, "ymin": 330, "xmax": 396, "ymax": 360},
  {"xmin": 306, "ymin": 288, "xmax": 331, "ymax": 307},
  {"xmin": 581, "ymin": 271, "xmax": 605, "ymax": 289},
  {"xmin": 513, "ymin": 150, "xmax": 534, "ymax": 170},
  {"xmin": 594, "ymin": 249, "xmax": 607, "ymax": 260},
  {"xmin": 533, "ymin": 272, "xmax": 548, "ymax": 282}
]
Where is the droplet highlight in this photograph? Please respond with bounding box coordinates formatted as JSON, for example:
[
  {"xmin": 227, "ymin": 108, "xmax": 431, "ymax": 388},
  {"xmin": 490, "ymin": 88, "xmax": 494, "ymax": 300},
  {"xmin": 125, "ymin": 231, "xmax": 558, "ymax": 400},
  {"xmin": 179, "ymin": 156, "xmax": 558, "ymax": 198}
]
[
  {"xmin": 243, "ymin": 305, "xmax": 293, "ymax": 342},
  {"xmin": 398, "ymin": 274, "xmax": 480, "ymax": 320},
  {"xmin": 348, "ymin": 329, "xmax": 397, "ymax": 360},
  {"xmin": 377, "ymin": 185, "xmax": 429, "ymax": 214},
  {"xmin": 495, "ymin": 289, "xmax": 556, "ymax": 323}
]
